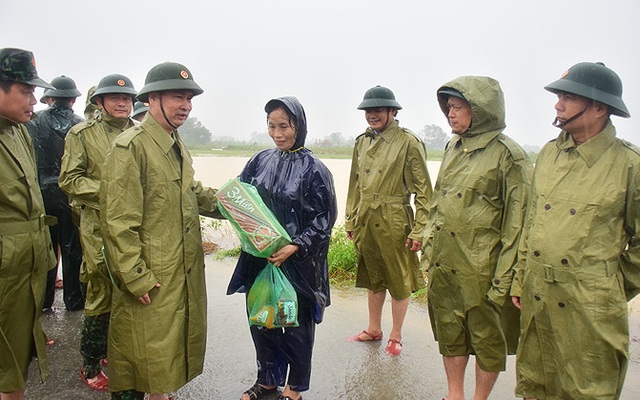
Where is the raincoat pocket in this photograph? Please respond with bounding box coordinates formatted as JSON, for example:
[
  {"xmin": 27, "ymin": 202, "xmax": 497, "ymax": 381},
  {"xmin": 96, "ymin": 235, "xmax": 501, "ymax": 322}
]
[{"xmin": 247, "ymin": 262, "xmax": 298, "ymax": 329}]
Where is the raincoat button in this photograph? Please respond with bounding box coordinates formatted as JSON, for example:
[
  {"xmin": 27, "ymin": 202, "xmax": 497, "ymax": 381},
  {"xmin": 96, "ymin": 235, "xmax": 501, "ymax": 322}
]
[
  {"xmin": 365, "ymin": 169, "xmax": 370, "ymax": 174},
  {"xmin": 378, "ymin": 169, "xmax": 382, "ymax": 173},
  {"xmin": 136, "ymin": 267, "xmax": 142, "ymax": 273},
  {"xmin": 451, "ymin": 269, "xmax": 457, "ymax": 274},
  {"xmin": 375, "ymin": 223, "xmax": 379, "ymax": 227},
  {"xmin": 534, "ymin": 294, "xmax": 541, "ymax": 301},
  {"xmin": 187, "ymin": 268, "xmax": 192, "ymax": 274},
  {"xmin": 457, "ymin": 193, "xmax": 462, "ymax": 198},
  {"xmin": 494, "ymin": 279, "xmax": 500, "ymax": 285},
  {"xmin": 436, "ymin": 226, "xmax": 441, "ymax": 231},
  {"xmin": 185, "ymin": 228, "xmax": 190, "ymax": 233},
  {"xmin": 450, "ymin": 231, "xmax": 455, "ymax": 237},
  {"xmin": 435, "ymin": 262, "xmax": 440, "ymax": 267},
  {"xmin": 544, "ymin": 204, "xmax": 551, "ymax": 210},
  {"xmin": 558, "ymin": 302, "xmax": 566, "ymax": 308},
  {"xmin": 569, "ymin": 209, "xmax": 576, "ymax": 215},
  {"xmin": 561, "ymin": 259, "xmax": 568, "ymax": 265},
  {"xmin": 443, "ymin": 190, "xmax": 447, "ymax": 196},
  {"xmin": 534, "ymin": 250, "xmax": 540, "ymax": 257}
]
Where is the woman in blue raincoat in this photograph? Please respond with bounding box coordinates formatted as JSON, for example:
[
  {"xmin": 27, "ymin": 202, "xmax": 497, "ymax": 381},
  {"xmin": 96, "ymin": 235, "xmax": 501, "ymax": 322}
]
[{"xmin": 227, "ymin": 97, "xmax": 337, "ymax": 400}]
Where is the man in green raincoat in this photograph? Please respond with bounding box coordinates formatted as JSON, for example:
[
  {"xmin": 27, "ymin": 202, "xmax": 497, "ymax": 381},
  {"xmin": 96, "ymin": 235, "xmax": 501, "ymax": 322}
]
[
  {"xmin": 0, "ymin": 47, "xmax": 56, "ymax": 400},
  {"xmin": 59, "ymin": 74, "xmax": 138, "ymax": 391},
  {"xmin": 424, "ymin": 76, "xmax": 532, "ymax": 400},
  {"xmin": 345, "ymin": 85, "xmax": 432, "ymax": 356},
  {"xmin": 511, "ymin": 62, "xmax": 640, "ymax": 400},
  {"xmin": 100, "ymin": 62, "xmax": 218, "ymax": 400}
]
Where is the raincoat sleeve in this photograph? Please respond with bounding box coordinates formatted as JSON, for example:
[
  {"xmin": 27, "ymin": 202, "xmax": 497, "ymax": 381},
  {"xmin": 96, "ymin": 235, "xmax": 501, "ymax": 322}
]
[
  {"xmin": 100, "ymin": 144, "xmax": 157, "ymax": 298},
  {"xmin": 510, "ymin": 166, "xmax": 537, "ymax": 298},
  {"xmin": 290, "ymin": 167, "xmax": 337, "ymax": 259},
  {"xmin": 405, "ymin": 139, "xmax": 432, "ymax": 241},
  {"xmin": 59, "ymin": 127, "xmax": 100, "ymax": 208},
  {"xmin": 488, "ymin": 152, "xmax": 532, "ymax": 305},
  {"xmin": 620, "ymin": 161, "xmax": 640, "ymax": 301},
  {"xmin": 192, "ymin": 179, "xmax": 221, "ymax": 218},
  {"xmin": 344, "ymin": 143, "xmax": 361, "ymax": 232}
]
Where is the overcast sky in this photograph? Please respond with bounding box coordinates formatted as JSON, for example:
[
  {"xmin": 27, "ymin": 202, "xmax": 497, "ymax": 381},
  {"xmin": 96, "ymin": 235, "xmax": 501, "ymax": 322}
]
[{"xmin": 3, "ymin": 0, "xmax": 639, "ymax": 148}]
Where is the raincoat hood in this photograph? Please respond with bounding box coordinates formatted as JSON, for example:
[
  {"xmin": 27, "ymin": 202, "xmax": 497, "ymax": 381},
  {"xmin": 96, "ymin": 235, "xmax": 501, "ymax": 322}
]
[
  {"xmin": 437, "ymin": 76, "xmax": 506, "ymax": 137},
  {"xmin": 265, "ymin": 96, "xmax": 307, "ymax": 150}
]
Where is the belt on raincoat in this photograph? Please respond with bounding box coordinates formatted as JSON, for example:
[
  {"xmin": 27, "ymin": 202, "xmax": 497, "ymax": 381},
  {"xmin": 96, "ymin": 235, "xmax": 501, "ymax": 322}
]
[
  {"xmin": 362, "ymin": 193, "xmax": 409, "ymax": 209},
  {"xmin": 527, "ymin": 258, "xmax": 620, "ymax": 283},
  {"xmin": 0, "ymin": 214, "xmax": 57, "ymax": 235}
]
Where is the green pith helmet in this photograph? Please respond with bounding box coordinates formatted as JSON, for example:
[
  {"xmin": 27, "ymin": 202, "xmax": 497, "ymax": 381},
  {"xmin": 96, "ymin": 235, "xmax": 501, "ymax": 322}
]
[
  {"xmin": 46, "ymin": 75, "xmax": 82, "ymax": 98},
  {"xmin": 545, "ymin": 62, "xmax": 630, "ymax": 118},
  {"xmin": 357, "ymin": 85, "xmax": 402, "ymax": 110},
  {"xmin": 136, "ymin": 62, "xmax": 204, "ymax": 102},
  {"xmin": 0, "ymin": 47, "xmax": 53, "ymax": 89},
  {"xmin": 132, "ymin": 101, "xmax": 149, "ymax": 118},
  {"xmin": 437, "ymin": 87, "xmax": 466, "ymax": 101},
  {"xmin": 89, "ymin": 73, "xmax": 137, "ymax": 104},
  {"xmin": 39, "ymin": 88, "xmax": 51, "ymax": 104}
]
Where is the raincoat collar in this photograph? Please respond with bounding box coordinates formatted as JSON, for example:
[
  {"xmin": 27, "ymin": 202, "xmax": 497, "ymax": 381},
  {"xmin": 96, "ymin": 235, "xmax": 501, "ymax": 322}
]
[
  {"xmin": 142, "ymin": 112, "xmax": 178, "ymax": 155},
  {"xmin": 555, "ymin": 120, "xmax": 617, "ymax": 168},
  {"xmin": 364, "ymin": 119, "xmax": 400, "ymax": 143},
  {"xmin": 450, "ymin": 129, "xmax": 502, "ymax": 153},
  {"xmin": 0, "ymin": 115, "xmax": 19, "ymax": 130},
  {"xmin": 99, "ymin": 112, "xmax": 133, "ymax": 131}
]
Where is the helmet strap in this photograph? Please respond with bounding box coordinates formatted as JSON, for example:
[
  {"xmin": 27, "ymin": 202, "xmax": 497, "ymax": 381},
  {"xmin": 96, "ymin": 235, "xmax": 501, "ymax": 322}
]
[
  {"xmin": 552, "ymin": 107, "xmax": 587, "ymax": 128},
  {"xmin": 159, "ymin": 94, "xmax": 179, "ymax": 130}
]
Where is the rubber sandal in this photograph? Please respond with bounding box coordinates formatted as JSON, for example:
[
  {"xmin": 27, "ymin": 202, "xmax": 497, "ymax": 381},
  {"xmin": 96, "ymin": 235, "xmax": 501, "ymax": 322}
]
[
  {"xmin": 348, "ymin": 330, "xmax": 383, "ymax": 342},
  {"xmin": 80, "ymin": 368, "xmax": 109, "ymax": 391},
  {"xmin": 242, "ymin": 381, "xmax": 277, "ymax": 400},
  {"xmin": 385, "ymin": 338, "xmax": 403, "ymax": 356}
]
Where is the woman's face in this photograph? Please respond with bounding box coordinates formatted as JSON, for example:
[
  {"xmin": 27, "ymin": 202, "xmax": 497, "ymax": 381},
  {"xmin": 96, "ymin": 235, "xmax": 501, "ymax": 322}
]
[{"xmin": 268, "ymin": 107, "xmax": 296, "ymax": 151}]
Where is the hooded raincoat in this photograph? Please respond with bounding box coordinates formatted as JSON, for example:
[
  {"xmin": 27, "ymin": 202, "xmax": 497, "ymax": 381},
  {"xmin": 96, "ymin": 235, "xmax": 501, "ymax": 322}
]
[
  {"xmin": 59, "ymin": 113, "xmax": 136, "ymax": 315},
  {"xmin": 26, "ymin": 101, "xmax": 84, "ymax": 310},
  {"xmin": 424, "ymin": 76, "xmax": 532, "ymax": 371},
  {"xmin": 100, "ymin": 113, "xmax": 218, "ymax": 393},
  {"xmin": 227, "ymin": 97, "xmax": 337, "ymax": 391},
  {"xmin": 345, "ymin": 120, "xmax": 432, "ymax": 299},
  {"xmin": 512, "ymin": 122, "xmax": 640, "ymax": 399},
  {"xmin": 0, "ymin": 116, "xmax": 56, "ymax": 391}
]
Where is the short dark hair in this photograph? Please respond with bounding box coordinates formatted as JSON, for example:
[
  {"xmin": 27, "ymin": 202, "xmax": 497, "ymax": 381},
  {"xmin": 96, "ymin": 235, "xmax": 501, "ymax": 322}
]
[{"xmin": 0, "ymin": 80, "xmax": 13, "ymax": 94}]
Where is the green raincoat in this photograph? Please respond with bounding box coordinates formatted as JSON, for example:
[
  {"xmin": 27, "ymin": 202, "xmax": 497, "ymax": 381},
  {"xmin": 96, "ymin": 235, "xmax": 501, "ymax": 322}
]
[
  {"xmin": 424, "ymin": 76, "xmax": 532, "ymax": 370},
  {"xmin": 512, "ymin": 122, "xmax": 640, "ymax": 399},
  {"xmin": 345, "ymin": 120, "xmax": 432, "ymax": 299},
  {"xmin": 0, "ymin": 116, "xmax": 56, "ymax": 391},
  {"xmin": 100, "ymin": 113, "xmax": 217, "ymax": 393},
  {"xmin": 59, "ymin": 113, "xmax": 136, "ymax": 316}
]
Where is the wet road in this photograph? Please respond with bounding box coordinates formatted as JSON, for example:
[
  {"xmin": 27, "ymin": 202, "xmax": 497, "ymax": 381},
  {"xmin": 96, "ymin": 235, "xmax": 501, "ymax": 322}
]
[{"xmin": 28, "ymin": 256, "xmax": 640, "ymax": 399}]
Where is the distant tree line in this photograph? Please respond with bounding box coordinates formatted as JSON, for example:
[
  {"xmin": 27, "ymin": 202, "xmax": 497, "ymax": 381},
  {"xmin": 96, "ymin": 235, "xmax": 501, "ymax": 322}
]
[{"xmin": 180, "ymin": 117, "xmax": 451, "ymax": 151}]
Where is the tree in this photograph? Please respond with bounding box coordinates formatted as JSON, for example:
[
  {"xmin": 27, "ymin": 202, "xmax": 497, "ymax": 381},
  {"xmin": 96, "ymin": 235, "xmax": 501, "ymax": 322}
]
[
  {"xmin": 179, "ymin": 117, "xmax": 212, "ymax": 146},
  {"xmin": 418, "ymin": 124, "xmax": 450, "ymax": 150}
]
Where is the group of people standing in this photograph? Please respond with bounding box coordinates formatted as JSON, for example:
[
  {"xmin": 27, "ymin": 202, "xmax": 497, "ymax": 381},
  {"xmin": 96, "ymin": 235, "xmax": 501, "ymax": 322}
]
[{"xmin": 0, "ymin": 44, "xmax": 638, "ymax": 400}]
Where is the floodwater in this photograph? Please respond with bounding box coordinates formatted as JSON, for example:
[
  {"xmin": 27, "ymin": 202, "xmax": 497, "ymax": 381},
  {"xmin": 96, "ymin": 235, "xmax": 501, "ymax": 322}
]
[{"xmin": 25, "ymin": 155, "xmax": 640, "ymax": 399}]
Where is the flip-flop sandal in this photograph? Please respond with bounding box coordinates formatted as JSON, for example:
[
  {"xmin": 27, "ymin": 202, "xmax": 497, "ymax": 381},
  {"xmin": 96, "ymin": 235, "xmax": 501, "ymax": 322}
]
[
  {"xmin": 242, "ymin": 381, "xmax": 278, "ymax": 400},
  {"xmin": 80, "ymin": 368, "xmax": 109, "ymax": 391},
  {"xmin": 348, "ymin": 330, "xmax": 383, "ymax": 342},
  {"xmin": 385, "ymin": 338, "xmax": 403, "ymax": 356}
]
